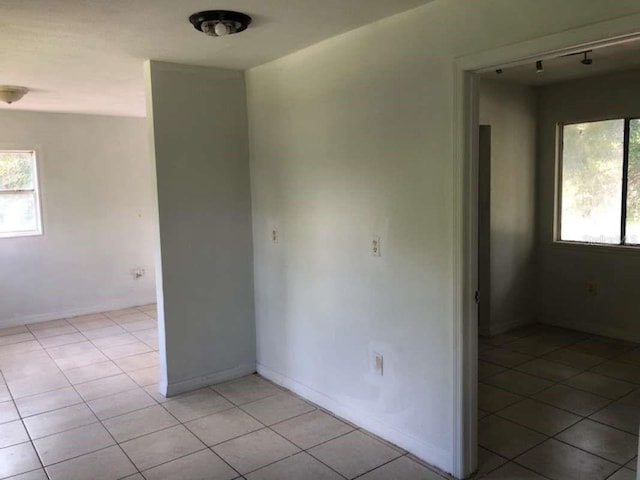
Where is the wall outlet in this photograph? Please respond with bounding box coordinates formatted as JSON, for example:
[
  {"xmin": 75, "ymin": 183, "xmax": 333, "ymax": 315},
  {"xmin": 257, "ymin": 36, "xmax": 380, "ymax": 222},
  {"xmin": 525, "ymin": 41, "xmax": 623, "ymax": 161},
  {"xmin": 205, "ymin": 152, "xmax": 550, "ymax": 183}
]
[
  {"xmin": 374, "ymin": 352, "xmax": 384, "ymax": 375},
  {"xmin": 133, "ymin": 268, "xmax": 145, "ymax": 279},
  {"xmin": 372, "ymin": 236, "xmax": 381, "ymax": 257},
  {"xmin": 586, "ymin": 281, "xmax": 598, "ymax": 297}
]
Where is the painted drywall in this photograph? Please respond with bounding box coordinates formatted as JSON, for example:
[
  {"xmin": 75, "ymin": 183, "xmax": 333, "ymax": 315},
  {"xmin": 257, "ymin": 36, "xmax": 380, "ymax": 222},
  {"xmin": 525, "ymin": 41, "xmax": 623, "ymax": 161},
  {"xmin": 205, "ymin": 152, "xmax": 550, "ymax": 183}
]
[
  {"xmin": 537, "ymin": 69, "xmax": 640, "ymax": 342},
  {"xmin": 0, "ymin": 110, "xmax": 155, "ymax": 328},
  {"xmin": 145, "ymin": 61, "xmax": 256, "ymax": 395},
  {"xmin": 246, "ymin": 1, "xmax": 640, "ymax": 475},
  {"xmin": 479, "ymin": 80, "xmax": 537, "ymax": 336}
]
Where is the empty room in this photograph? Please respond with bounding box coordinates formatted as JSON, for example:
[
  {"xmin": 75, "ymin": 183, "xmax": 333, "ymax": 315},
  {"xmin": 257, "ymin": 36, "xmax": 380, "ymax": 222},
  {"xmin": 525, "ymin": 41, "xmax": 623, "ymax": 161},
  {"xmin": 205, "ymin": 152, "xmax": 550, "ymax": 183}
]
[{"xmin": 1, "ymin": 2, "xmax": 639, "ymax": 480}]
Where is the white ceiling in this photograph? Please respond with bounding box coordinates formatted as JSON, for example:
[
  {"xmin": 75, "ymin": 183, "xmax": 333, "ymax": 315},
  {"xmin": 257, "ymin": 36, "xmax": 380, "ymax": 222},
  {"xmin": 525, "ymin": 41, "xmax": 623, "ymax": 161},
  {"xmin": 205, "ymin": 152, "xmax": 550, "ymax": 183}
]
[
  {"xmin": 1, "ymin": 0, "xmax": 432, "ymax": 117},
  {"xmin": 479, "ymin": 38, "xmax": 640, "ymax": 86}
]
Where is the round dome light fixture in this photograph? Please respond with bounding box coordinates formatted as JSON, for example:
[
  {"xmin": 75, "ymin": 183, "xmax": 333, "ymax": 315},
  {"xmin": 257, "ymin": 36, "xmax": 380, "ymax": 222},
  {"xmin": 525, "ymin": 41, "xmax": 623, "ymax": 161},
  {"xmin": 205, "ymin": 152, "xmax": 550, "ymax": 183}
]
[
  {"xmin": 0, "ymin": 86, "xmax": 29, "ymax": 104},
  {"xmin": 189, "ymin": 10, "xmax": 252, "ymax": 37}
]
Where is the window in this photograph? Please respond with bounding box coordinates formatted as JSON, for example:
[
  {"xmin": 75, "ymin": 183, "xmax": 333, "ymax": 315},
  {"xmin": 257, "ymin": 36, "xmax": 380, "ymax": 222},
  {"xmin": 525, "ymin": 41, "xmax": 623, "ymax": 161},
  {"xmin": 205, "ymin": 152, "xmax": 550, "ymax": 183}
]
[
  {"xmin": 559, "ymin": 118, "xmax": 640, "ymax": 246},
  {"xmin": 0, "ymin": 151, "xmax": 42, "ymax": 237}
]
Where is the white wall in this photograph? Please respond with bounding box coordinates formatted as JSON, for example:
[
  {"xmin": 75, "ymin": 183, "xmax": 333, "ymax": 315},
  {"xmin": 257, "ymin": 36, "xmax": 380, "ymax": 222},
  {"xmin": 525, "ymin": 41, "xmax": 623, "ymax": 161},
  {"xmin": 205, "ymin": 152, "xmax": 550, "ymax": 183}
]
[
  {"xmin": 479, "ymin": 80, "xmax": 537, "ymax": 336},
  {"xmin": 0, "ymin": 110, "xmax": 155, "ymax": 328},
  {"xmin": 537, "ymin": 69, "xmax": 640, "ymax": 342},
  {"xmin": 246, "ymin": 1, "xmax": 640, "ymax": 475},
  {"xmin": 145, "ymin": 61, "xmax": 256, "ymax": 396}
]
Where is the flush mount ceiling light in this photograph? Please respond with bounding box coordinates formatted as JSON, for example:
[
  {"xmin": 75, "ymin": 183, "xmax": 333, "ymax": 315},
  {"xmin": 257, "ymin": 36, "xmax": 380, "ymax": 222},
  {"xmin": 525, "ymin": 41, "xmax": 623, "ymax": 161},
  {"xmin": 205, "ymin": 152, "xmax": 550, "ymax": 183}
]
[
  {"xmin": 189, "ymin": 10, "xmax": 252, "ymax": 37},
  {"xmin": 0, "ymin": 85, "xmax": 29, "ymax": 104}
]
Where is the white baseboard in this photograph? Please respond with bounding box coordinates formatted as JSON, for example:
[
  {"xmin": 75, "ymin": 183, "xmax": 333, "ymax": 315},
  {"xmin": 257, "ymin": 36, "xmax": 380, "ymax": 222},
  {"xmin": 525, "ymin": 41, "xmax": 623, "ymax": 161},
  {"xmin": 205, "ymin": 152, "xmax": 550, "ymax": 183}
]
[
  {"xmin": 164, "ymin": 362, "xmax": 256, "ymax": 397},
  {"xmin": 539, "ymin": 317, "xmax": 640, "ymax": 344},
  {"xmin": 257, "ymin": 363, "xmax": 453, "ymax": 476},
  {"xmin": 0, "ymin": 296, "xmax": 157, "ymax": 329}
]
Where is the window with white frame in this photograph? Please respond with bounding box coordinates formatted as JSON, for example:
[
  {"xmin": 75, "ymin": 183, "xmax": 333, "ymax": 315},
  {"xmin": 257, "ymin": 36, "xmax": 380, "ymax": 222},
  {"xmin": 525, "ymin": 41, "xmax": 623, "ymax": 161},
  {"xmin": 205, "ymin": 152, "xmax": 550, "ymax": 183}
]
[
  {"xmin": 0, "ymin": 150, "xmax": 42, "ymax": 237},
  {"xmin": 558, "ymin": 118, "xmax": 640, "ymax": 246}
]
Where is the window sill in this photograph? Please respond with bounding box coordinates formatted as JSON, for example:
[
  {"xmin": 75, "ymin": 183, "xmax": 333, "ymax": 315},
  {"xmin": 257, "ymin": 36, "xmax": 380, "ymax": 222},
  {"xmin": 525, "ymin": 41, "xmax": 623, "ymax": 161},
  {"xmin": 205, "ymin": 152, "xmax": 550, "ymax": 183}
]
[
  {"xmin": 550, "ymin": 240, "xmax": 640, "ymax": 255},
  {"xmin": 0, "ymin": 231, "xmax": 43, "ymax": 239}
]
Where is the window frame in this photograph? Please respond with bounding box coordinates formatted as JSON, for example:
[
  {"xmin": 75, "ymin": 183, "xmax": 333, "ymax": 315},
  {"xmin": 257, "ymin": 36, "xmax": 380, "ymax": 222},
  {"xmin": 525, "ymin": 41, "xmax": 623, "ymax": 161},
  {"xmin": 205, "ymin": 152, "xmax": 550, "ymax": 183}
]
[
  {"xmin": 0, "ymin": 149, "xmax": 44, "ymax": 239},
  {"xmin": 555, "ymin": 117, "xmax": 640, "ymax": 249}
]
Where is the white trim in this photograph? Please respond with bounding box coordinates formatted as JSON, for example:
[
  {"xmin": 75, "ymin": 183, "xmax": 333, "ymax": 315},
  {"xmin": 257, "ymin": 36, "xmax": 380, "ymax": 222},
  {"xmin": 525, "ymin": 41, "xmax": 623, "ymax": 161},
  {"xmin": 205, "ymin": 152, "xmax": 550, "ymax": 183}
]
[
  {"xmin": 163, "ymin": 363, "xmax": 256, "ymax": 397},
  {"xmin": 0, "ymin": 295, "xmax": 157, "ymax": 329},
  {"xmin": 452, "ymin": 13, "xmax": 640, "ymax": 479},
  {"xmin": 257, "ymin": 363, "xmax": 452, "ymax": 472}
]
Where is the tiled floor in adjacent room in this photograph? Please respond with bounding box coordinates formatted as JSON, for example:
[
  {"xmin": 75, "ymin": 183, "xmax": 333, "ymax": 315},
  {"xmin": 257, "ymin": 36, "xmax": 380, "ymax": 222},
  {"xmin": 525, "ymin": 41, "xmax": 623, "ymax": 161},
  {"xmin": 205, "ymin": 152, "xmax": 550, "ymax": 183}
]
[
  {"xmin": 0, "ymin": 305, "xmax": 445, "ymax": 480},
  {"xmin": 478, "ymin": 323, "xmax": 639, "ymax": 479}
]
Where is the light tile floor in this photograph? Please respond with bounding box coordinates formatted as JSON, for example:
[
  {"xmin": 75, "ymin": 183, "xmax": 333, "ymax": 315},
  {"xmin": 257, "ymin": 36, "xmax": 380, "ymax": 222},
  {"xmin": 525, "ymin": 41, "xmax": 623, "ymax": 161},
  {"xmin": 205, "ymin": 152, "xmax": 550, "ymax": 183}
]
[
  {"xmin": 0, "ymin": 304, "xmax": 445, "ymax": 480},
  {"xmin": 478, "ymin": 323, "xmax": 639, "ymax": 479}
]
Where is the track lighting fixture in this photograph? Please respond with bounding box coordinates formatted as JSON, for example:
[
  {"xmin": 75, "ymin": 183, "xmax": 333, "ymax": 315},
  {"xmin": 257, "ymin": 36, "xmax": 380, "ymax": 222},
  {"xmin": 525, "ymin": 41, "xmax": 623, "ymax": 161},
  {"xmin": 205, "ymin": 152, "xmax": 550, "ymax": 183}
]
[
  {"xmin": 536, "ymin": 60, "xmax": 544, "ymax": 73},
  {"xmin": 495, "ymin": 69, "xmax": 503, "ymax": 74},
  {"xmin": 581, "ymin": 51, "xmax": 593, "ymax": 65}
]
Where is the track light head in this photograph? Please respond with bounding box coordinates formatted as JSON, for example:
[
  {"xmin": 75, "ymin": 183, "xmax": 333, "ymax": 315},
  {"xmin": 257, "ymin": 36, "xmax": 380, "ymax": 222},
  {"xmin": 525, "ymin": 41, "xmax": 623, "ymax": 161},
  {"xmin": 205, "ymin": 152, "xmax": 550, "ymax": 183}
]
[
  {"xmin": 581, "ymin": 51, "xmax": 593, "ymax": 65},
  {"xmin": 536, "ymin": 60, "xmax": 544, "ymax": 73}
]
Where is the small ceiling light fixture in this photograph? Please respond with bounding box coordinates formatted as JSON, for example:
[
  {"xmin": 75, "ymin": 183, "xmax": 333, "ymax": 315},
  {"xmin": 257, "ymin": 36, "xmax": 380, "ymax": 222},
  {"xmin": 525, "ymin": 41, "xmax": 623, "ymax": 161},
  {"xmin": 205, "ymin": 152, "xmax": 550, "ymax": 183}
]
[
  {"xmin": 0, "ymin": 85, "xmax": 29, "ymax": 104},
  {"xmin": 189, "ymin": 10, "xmax": 252, "ymax": 37},
  {"xmin": 536, "ymin": 60, "xmax": 544, "ymax": 73},
  {"xmin": 496, "ymin": 69, "xmax": 503, "ymax": 74},
  {"xmin": 581, "ymin": 51, "xmax": 593, "ymax": 65}
]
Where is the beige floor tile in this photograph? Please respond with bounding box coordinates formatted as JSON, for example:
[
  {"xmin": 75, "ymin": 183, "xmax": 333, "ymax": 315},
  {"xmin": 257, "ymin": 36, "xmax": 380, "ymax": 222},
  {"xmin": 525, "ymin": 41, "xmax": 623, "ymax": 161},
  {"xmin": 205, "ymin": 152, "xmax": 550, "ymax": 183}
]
[
  {"xmin": 33, "ymin": 423, "xmax": 115, "ymax": 465},
  {"xmin": 476, "ymin": 447, "xmax": 508, "ymax": 476},
  {"xmin": 503, "ymin": 337, "xmax": 560, "ymax": 356},
  {"xmin": 483, "ymin": 334, "xmax": 520, "ymax": 346},
  {"xmin": 121, "ymin": 319, "xmax": 156, "ymax": 332},
  {"xmin": 37, "ymin": 333, "xmax": 86, "ymax": 349},
  {"xmin": 120, "ymin": 424, "xmax": 205, "ymax": 471},
  {"xmin": 307, "ymin": 430, "xmax": 401, "ymax": 479},
  {"xmin": 113, "ymin": 352, "xmax": 159, "ymax": 372},
  {"xmin": 591, "ymin": 360, "xmax": 640, "ymax": 385},
  {"xmin": 0, "ymin": 341, "xmax": 43, "ymax": 358},
  {"xmin": 14, "ymin": 387, "xmax": 83, "ymax": 418},
  {"xmin": 0, "ymin": 385, "xmax": 10, "ymax": 403},
  {"xmin": 483, "ymin": 462, "xmax": 547, "ymax": 479},
  {"xmin": 90, "ymin": 333, "xmax": 139, "ymax": 350},
  {"xmin": 478, "ymin": 361, "xmax": 507, "ymax": 380},
  {"xmin": 143, "ymin": 384, "xmax": 169, "ymax": 403},
  {"xmin": 246, "ymin": 452, "xmax": 343, "ymax": 480},
  {"xmin": 103, "ymin": 404, "xmax": 178, "ymax": 442},
  {"xmin": 608, "ymin": 469, "xmax": 636, "ymax": 480},
  {"xmin": 30, "ymin": 324, "xmax": 78, "ymax": 339},
  {"xmin": 63, "ymin": 361, "xmax": 123, "ymax": 385},
  {"xmin": 23, "ymin": 403, "xmax": 98, "ymax": 439},
  {"xmin": 87, "ymin": 387, "xmax": 157, "ymax": 420},
  {"xmin": 569, "ymin": 338, "xmax": 634, "ymax": 359},
  {"xmin": 617, "ymin": 348, "xmax": 640, "ymax": 365},
  {"xmin": 356, "ymin": 455, "xmax": 444, "ymax": 480},
  {"xmin": 74, "ymin": 373, "xmax": 137, "ymax": 401},
  {"xmin": 271, "ymin": 410, "xmax": 353, "ymax": 449},
  {"xmin": 7, "ymin": 371, "xmax": 70, "ymax": 399},
  {"xmin": 497, "ymin": 399, "xmax": 580, "ymax": 436},
  {"xmin": 241, "ymin": 392, "xmax": 315, "ymax": 426},
  {"xmin": 214, "ymin": 428, "xmax": 300, "ymax": 475},
  {"xmin": 0, "ymin": 420, "xmax": 30, "ymax": 448},
  {"xmin": 104, "ymin": 308, "xmax": 143, "ymax": 320},
  {"xmin": 0, "ymin": 351, "xmax": 60, "ymax": 381},
  {"xmin": 82, "ymin": 325, "xmax": 127, "ymax": 340},
  {"xmin": 0, "ymin": 400, "xmax": 19, "ymax": 424},
  {"xmin": 621, "ymin": 389, "xmax": 640, "ymax": 406},
  {"xmin": 212, "ymin": 375, "xmax": 283, "ymax": 405},
  {"xmin": 0, "ymin": 332, "xmax": 35, "ymax": 347},
  {"xmin": 0, "ymin": 325, "xmax": 30, "ymax": 337},
  {"xmin": 533, "ymin": 384, "xmax": 610, "ymax": 416},
  {"xmin": 70, "ymin": 317, "xmax": 118, "ymax": 332},
  {"xmin": 132, "ymin": 329, "xmax": 158, "ymax": 349},
  {"xmin": 478, "ymin": 416, "xmax": 546, "ymax": 459},
  {"xmin": 186, "ymin": 407, "xmax": 264, "ymax": 446},
  {"xmin": 47, "ymin": 342, "xmax": 108, "ymax": 370},
  {"xmin": 8, "ymin": 469, "xmax": 49, "ymax": 480},
  {"xmin": 556, "ymin": 419, "xmax": 638, "ymax": 465},
  {"xmin": 127, "ymin": 365, "xmax": 159, "ymax": 387},
  {"xmin": 100, "ymin": 341, "xmax": 153, "ymax": 360},
  {"xmin": 27, "ymin": 319, "xmax": 70, "ymax": 331},
  {"xmin": 590, "ymin": 400, "xmax": 640, "ymax": 434},
  {"xmin": 516, "ymin": 438, "xmax": 618, "ymax": 480},
  {"xmin": 65, "ymin": 313, "xmax": 108, "ymax": 324},
  {"xmin": 516, "ymin": 358, "xmax": 583, "ymax": 382},
  {"xmin": 142, "ymin": 449, "xmax": 237, "ymax": 480},
  {"xmin": 479, "ymin": 348, "xmax": 534, "ymax": 368},
  {"xmin": 565, "ymin": 372, "xmax": 636, "ymax": 399},
  {"xmin": 163, "ymin": 389, "xmax": 234, "ymax": 422},
  {"xmin": 0, "ymin": 442, "xmax": 42, "ymax": 479},
  {"xmin": 45, "ymin": 445, "xmax": 136, "ymax": 480},
  {"xmin": 625, "ymin": 457, "xmax": 636, "ymax": 470},
  {"xmin": 543, "ymin": 348, "xmax": 606, "ymax": 369},
  {"xmin": 484, "ymin": 370, "xmax": 554, "ymax": 396},
  {"xmin": 478, "ymin": 384, "xmax": 524, "ymax": 413}
]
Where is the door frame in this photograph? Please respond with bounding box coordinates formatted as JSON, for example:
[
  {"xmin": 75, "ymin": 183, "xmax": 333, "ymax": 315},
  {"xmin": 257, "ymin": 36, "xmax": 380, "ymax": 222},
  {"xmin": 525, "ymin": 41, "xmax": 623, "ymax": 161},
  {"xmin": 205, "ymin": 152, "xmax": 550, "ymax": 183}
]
[{"xmin": 451, "ymin": 14, "xmax": 640, "ymax": 479}]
